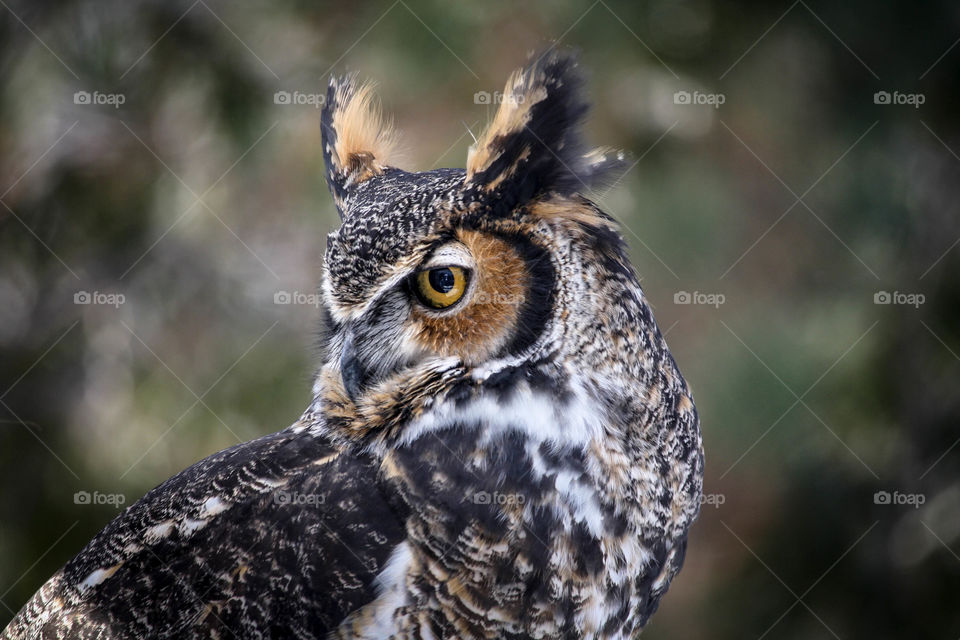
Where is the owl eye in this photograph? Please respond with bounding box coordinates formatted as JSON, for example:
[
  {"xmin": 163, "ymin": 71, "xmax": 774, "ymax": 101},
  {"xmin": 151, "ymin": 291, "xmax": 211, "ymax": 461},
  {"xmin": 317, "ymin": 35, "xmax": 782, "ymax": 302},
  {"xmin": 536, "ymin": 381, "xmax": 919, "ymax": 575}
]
[{"xmin": 413, "ymin": 266, "xmax": 468, "ymax": 309}]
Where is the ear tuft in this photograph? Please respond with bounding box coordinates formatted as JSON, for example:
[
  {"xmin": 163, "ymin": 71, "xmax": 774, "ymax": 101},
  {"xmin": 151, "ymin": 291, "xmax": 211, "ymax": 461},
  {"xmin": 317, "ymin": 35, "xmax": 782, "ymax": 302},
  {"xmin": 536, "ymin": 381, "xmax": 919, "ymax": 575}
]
[
  {"xmin": 321, "ymin": 76, "xmax": 399, "ymax": 217},
  {"xmin": 465, "ymin": 50, "xmax": 622, "ymax": 209}
]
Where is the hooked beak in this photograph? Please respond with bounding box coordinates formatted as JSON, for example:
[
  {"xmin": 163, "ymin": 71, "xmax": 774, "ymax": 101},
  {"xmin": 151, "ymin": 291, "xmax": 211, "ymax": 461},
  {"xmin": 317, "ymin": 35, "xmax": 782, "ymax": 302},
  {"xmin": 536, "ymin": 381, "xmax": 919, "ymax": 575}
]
[{"xmin": 340, "ymin": 330, "xmax": 370, "ymax": 403}]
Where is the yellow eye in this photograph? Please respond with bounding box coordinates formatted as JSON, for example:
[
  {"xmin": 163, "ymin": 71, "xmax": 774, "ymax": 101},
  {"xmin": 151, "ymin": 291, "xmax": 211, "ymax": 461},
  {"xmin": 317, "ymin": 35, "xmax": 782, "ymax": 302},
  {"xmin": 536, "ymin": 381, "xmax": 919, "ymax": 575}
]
[{"xmin": 414, "ymin": 266, "xmax": 468, "ymax": 309}]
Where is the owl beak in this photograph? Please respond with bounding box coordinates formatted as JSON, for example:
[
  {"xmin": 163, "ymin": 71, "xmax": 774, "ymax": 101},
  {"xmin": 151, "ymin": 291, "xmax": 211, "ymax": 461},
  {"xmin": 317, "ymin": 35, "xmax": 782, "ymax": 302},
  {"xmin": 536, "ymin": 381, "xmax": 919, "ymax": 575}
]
[{"xmin": 339, "ymin": 330, "xmax": 369, "ymax": 403}]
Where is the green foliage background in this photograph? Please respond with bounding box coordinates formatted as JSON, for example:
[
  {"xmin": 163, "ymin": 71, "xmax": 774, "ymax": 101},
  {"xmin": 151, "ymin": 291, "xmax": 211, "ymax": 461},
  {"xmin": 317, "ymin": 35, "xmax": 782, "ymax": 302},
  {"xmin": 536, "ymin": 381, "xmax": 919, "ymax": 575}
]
[{"xmin": 1, "ymin": 1, "xmax": 958, "ymax": 637}]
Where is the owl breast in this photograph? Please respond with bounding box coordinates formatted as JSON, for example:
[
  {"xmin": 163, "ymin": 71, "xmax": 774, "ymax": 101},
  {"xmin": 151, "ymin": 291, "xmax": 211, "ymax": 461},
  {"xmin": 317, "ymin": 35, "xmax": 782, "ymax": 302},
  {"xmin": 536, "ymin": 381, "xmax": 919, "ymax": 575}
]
[{"xmin": 335, "ymin": 364, "xmax": 685, "ymax": 640}]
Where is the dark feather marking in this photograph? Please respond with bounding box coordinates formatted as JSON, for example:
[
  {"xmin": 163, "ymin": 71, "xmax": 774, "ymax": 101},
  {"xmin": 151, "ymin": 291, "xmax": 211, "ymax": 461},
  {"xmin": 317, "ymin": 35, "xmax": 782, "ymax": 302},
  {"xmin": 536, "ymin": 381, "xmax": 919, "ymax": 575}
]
[{"xmin": 11, "ymin": 429, "xmax": 407, "ymax": 639}]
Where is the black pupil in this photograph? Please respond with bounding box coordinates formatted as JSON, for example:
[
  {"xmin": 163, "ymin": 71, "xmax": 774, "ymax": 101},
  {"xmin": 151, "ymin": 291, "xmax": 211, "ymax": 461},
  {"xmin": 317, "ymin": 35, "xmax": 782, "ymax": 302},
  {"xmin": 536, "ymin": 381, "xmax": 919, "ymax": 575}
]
[{"xmin": 429, "ymin": 268, "xmax": 456, "ymax": 294}]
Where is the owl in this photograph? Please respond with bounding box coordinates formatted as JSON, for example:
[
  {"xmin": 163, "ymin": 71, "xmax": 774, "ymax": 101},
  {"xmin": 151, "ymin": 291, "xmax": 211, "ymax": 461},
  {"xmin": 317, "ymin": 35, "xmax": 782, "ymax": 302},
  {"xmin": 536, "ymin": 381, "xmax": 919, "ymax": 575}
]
[{"xmin": 4, "ymin": 51, "xmax": 703, "ymax": 640}]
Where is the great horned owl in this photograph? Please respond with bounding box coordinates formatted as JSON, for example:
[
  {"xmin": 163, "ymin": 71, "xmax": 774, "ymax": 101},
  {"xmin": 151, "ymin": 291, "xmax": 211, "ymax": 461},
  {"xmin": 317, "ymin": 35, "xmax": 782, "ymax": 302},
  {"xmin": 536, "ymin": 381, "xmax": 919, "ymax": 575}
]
[{"xmin": 4, "ymin": 51, "xmax": 703, "ymax": 640}]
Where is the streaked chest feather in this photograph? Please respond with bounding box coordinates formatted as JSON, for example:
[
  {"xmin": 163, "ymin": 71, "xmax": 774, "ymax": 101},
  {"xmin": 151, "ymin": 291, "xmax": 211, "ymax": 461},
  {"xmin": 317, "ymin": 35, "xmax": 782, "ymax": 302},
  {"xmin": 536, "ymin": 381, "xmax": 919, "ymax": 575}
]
[{"xmin": 338, "ymin": 385, "xmax": 664, "ymax": 640}]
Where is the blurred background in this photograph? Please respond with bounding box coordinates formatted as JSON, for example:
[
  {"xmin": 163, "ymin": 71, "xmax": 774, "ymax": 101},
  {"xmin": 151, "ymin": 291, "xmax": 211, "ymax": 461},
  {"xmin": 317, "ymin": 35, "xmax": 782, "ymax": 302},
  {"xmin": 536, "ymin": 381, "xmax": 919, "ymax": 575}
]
[{"xmin": 1, "ymin": 0, "xmax": 958, "ymax": 637}]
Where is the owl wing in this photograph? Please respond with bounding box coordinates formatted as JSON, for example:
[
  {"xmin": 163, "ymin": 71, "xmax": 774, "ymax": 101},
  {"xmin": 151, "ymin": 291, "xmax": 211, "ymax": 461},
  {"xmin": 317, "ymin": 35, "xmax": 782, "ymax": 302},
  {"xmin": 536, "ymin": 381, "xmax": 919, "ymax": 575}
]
[{"xmin": 3, "ymin": 424, "xmax": 409, "ymax": 640}]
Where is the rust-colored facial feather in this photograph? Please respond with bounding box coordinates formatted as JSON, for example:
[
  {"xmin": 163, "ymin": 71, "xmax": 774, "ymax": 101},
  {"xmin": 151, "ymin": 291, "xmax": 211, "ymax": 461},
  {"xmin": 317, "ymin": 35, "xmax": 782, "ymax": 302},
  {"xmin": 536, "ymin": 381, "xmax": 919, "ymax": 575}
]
[
  {"xmin": 528, "ymin": 195, "xmax": 612, "ymax": 229},
  {"xmin": 411, "ymin": 230, "xmax": 527, "ymax": 364}
]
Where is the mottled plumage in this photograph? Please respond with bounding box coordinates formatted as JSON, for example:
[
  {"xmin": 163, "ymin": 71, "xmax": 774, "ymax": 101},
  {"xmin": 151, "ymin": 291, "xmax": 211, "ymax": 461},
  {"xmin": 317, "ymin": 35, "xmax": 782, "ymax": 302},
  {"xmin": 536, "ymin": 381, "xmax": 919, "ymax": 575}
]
[{"xmin": 5, "ymin": 51, "xmax": 703, "ymax": 640}]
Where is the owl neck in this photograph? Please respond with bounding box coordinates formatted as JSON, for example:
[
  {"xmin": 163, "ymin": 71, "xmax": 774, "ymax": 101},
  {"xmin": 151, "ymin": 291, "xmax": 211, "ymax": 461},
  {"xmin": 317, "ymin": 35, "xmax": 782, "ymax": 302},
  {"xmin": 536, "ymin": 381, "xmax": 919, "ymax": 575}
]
[{"xmin": 305, "ymin": 358, "xmax": 612, "ymax": 452}]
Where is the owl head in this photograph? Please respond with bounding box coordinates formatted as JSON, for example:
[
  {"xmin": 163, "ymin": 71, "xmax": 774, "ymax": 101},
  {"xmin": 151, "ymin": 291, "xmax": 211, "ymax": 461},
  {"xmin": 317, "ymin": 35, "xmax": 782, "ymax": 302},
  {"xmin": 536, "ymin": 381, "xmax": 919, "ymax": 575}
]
[{"xmin": 317, "ymin": 52, "xmax": 646, "ymax": 416}]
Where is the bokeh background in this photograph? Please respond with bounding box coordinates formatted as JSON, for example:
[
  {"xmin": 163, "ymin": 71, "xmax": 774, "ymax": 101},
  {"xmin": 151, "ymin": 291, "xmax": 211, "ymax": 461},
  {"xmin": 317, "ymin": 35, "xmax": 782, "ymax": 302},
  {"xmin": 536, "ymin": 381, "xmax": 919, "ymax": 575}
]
[{"xmin": 2, "ymin": 1, "xmax": 959, "ymax": 637}]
